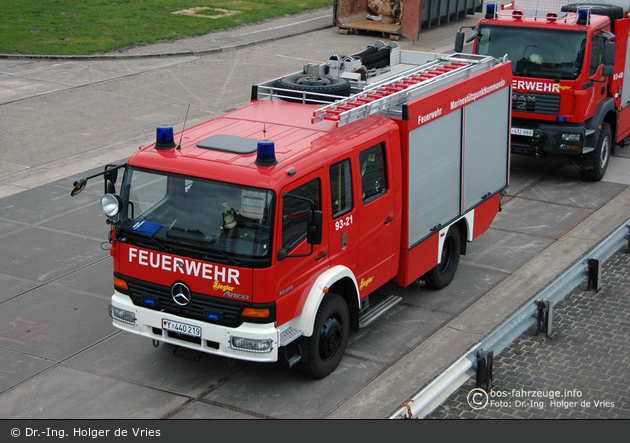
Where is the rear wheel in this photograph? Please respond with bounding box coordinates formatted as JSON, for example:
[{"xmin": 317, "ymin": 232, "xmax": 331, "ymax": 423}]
[
  {"xmin": 300, "ymin": 293, "xmax": 349, "ymax": 379},
  {"xmin": 422, "ymin": 224, "xmax": 461, "ymax": 289}
]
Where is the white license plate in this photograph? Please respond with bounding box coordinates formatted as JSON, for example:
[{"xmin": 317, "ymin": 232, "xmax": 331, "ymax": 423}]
[
  {"xmin": 162, "ymin": 319, "xmax": 201, "ymax": 338},
  {"xmin": 511, "ymin": 127, "xmax": 534, "ymax": 137}
]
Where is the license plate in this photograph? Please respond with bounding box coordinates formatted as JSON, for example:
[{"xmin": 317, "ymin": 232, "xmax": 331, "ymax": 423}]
[
  {"xmin": 511, "ymin": 127, "xmax": 534, "ymax": 137},
  {"xmin": 162, "ymin": 319, "xmax": 201, "ymax": 338}
]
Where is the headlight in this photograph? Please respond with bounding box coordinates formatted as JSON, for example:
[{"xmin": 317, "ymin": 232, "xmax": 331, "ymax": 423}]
[
  {"xmin": 109, "ymin": 304, "xmax": 136, "ymax": 325},
  {"xmin": 561, "ymin": 133, "xmax": 581, "ymax": 142},
  {"xmin": 101, "ymin": 193, "xmax": 123, "ymax": 217},
  {"xmin": 229, "ymin": 336, "xmax": 273, "ymax": 353}
]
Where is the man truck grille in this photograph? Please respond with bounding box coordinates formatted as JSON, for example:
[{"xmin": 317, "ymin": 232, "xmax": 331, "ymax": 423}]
[{"xmin": 512, "ymin": 92, "xmax": 560, "ymax": 115}]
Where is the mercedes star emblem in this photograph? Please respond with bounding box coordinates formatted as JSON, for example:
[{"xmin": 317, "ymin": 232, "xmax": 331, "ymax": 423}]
[{"xmin": 171, "ymin": 282, "xmax": 192, "ymax": 306}]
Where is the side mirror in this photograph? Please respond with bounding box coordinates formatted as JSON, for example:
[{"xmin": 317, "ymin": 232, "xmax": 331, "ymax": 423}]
[
  {"xmin": 307, "ymin": 210, "xmax": 323, "ymax": 245},
  {"xmin": 602, "ymin": 65, "xmax": 614, "ymax": 77},
  {"xmin": 104, "ymin": 164, "xmax": 119, "ymax": 194},
  {"xmin": 71, "ymin": 178, "xmax": 88, "ymax": 197},
  {"xmin": 603, "ymin": 41, "xmax": 616, "ymax": 66},
  {"xmin": 454, "ymin": 31, "xmax": 465, "ymax": 53},
  {"xmin": 454, "ymin": 26, "xmax": 477, "ymax": 53}
]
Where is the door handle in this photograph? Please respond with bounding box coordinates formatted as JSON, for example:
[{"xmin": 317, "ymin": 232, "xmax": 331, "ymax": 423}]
[
  {"xmin": 316, "ymin": 251, "xmax": 328, "ymax": 261},
  {"xmin": 384, "ymin": 216, "xmax": 394, "ymax": 225}
]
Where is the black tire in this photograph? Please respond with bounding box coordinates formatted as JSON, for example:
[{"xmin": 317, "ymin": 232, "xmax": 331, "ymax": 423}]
[
  {"xmin": 561, "ymin": 4, "xmax": 625, "ymax": 22},
  {"xmin": 300, "ymin": 293, "xmax": 349, "ymax": 379},
  {"xmin": 277, "ymin": 73, "xmax": 351, "ymax": 97},
  {"xmin": 422, "ymin": 224, "xmax": 461, "ymax": 289},
  {"xmin": 580, "ymin": 122, "xmax": 611, "ymax": 181}
]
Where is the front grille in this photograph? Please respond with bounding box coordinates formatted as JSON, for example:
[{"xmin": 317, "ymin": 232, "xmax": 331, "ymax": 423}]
[
  {"xmin": 125, "ymin": 278, "xmax": 247, "ymax": 327},
  {"xmin": 512, "ymin": 92, "xmax": 560, "ymax": 115}
]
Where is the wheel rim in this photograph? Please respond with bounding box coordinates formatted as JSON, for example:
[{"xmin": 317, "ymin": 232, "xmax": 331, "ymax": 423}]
[
  {"xmin": 439, "ymin": 236, "xmax": 455, "ymax": 275},
  {"xmin": 319, "ymin": 315, "xmax": 343, "ymax": 362},
  {"xmin": 296, "ymin": 76, "xmax": 332, "ymax": 87},
  {"xmin": 600, "ymin": 136, "xmax": 610, "ymax": 169}
]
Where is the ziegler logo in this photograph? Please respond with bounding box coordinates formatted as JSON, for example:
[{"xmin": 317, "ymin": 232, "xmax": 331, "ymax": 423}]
[{"xmin": 360, "ymin": 276, "xmax": 374, "ymax": 290}]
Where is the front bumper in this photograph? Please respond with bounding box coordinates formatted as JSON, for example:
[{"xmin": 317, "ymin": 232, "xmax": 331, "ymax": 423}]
[
  {"xmin": 510, "ymin": 121, "xmax": 595, "ymax": 157},
  {"xmin": 109, "ymin": 291, "xmax": 281, "ymax": 362}
]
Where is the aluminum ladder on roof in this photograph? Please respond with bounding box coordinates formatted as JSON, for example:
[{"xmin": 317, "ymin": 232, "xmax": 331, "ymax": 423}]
[{"xmin": 311, "ymin": 53, "xmax": 498, "ymax": 127}]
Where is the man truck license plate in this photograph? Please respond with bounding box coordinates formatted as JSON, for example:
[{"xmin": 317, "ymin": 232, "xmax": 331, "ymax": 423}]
[
  {"xmin": 511, "ymin": 127, "xmax": 534, "ymax": 137},
  {"xmin": 163, "ymin": 319, "xmax": 201, "ymax": 337}
]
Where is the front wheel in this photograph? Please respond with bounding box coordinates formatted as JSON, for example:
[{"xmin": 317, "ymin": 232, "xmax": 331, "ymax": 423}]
[
  {"xmin": 422, "ymin": 224, "xmax": 461, "ymax": 289},
  {"xmin": 299, "ymin": 293, "xmax": 349, "ymax": 379},
  {"xmin": 580, "ymin": 122, "xmax": 611, "ymax": 181}
]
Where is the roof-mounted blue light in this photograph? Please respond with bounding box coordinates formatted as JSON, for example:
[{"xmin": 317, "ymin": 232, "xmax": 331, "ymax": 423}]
[
  {"xmin": 255, "ymin": 140, "xmax": 277, "ymax": 166},
  {"xmin": 155, "ymin": 125, "xmax": 176, "ymax": 150},
  {"xmin": 485, "ymin": 3, "xmax": 497, "ymax": 19},
  {"xmin": 577, "ymin": 8, "xmax": 590, "ymax": 25}
]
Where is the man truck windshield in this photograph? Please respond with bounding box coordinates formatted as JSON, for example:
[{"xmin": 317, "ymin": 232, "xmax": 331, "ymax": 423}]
[
  {"xmin": 118, "ymin": 168, "xmax": 275, "ymax": 264},
  {"xmin": 476, "ymin": 26, "xmax": 587, "ymax": 80}
]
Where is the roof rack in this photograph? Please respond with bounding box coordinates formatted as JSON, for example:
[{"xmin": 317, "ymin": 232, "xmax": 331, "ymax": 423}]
[{"xmin": 312, "ymin": 53, "xmax": 497, "ymax": 127}]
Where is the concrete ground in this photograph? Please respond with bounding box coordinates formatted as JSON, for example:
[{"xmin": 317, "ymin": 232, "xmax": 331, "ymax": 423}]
[{"xmin": 0, "ymin": 7, "xmax": 629, "ymax": 421}]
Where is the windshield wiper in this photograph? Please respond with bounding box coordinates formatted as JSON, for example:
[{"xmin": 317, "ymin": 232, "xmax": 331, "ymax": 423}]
[
  {"xmin": 118, "ymin": 227, "xmax": 172, "ymax": 253},
  {"xmin": 165, "ymin": 228, "xmax": 241, "ymax": 266}
]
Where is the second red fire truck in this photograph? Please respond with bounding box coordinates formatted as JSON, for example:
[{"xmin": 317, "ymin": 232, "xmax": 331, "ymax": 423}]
[{"xmin": 456, "ymin": 0, "xmax": 630, "ymax": 180}]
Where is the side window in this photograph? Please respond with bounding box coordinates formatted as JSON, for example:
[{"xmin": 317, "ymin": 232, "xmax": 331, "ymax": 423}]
[
  {"xmin": 590, "ymin": 35, "xmax": 605, "ymax": 76},
  {"xmin": 282, "ymin": 178, "xmax": 320, "ymax": 251},
  {"xmin": 359, "ymin": 143, "xmax": 387, "ymax": 202},
  {"xmin": 330, "ymin": 159, "xmax": 353, "ymax": 219}
]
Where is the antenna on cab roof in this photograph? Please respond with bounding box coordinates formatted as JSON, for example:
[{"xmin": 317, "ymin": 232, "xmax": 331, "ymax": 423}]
[{"xmin": 177, "ymin": 104, "xmax": 190, "ymax": 150}]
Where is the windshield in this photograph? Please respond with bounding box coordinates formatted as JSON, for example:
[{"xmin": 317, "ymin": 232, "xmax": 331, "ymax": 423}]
[
  {"xmin": 118, "ymin": 167, "xmax": 275, "ymax": 266},
  {"xmin": 476, "ymin": 26, "xmax": 587, "ymax": 80}
]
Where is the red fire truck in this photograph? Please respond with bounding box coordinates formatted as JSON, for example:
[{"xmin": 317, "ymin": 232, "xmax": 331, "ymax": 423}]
[
  {"xmin": 456, "ymin": 0, "xmax": 630, "ymax": 181},
  {"xmin": 71, "ymin": 43, "xmax": 512, "ymax": 378}
]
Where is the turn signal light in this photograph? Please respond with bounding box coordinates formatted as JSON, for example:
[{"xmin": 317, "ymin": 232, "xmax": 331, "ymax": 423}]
[
  {"xmin": 242, "ymin": 308, "xmax": 270, "ymax": 318},
  {"xmin": 114, "ymin": 276, "xmax": 128, "ymax": 290}
]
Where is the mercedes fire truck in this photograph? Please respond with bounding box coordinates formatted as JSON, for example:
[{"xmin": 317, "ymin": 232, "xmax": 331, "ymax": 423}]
[{"xmin": 72, "ymin": 42, "xmax": 512, "ymax": 378}]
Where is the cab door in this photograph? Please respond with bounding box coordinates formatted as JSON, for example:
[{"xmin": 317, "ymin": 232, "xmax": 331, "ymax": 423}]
[
  {"xmin": 327, "ymin": 157, "xmax": 359, "ymax": 272},
  {"xmin": 353, "ymin": 138, "xmax": 397, "ymax": 296},
  {"xmin": 275, "ymin": 171, "xmax": 329, "ymax": 323}
]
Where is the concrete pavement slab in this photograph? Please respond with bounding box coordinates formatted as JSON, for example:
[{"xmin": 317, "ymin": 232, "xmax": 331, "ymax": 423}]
[
  {"xmin": 0, "ymin": 228, "xmax": 107, "ymax": 282},
  {"xmin": 0, "ymin": 348, "xmax": 56, "ymax": 393},
  {"xmin": 169, "ymin": 401, "xmax": 260, "ymax": 419},
  {"xmin": 491, "ymin": 198, "xmax": 593, "ymax": 240},
  {"xmin": 0, "ymin": 284, "xmax": 115, "ymax": 360},
  {"xmin": 462, "ymin": 229, "xmax": 554, "ymax": 273},
  {"xmin": 52, "ymin": 258, "xmax": 114, "ymax": 298},
  {"xmin": 346, "ymin": 303, "xmax": 453, "ymax": 364},
  {"xmin": 0, "ymin": 183, "xmax": 98, "ymax": 225},
  {"xmin": 0, "ymin": 275, "xmax": 38, "ymax": 303},
  {"xmin": 64, "ymin": 333, "xmax": 249, "ymax": 399},
  {"xmin": 517, "ymin": 176, "xmax": 626, "ymax": 210},
  {"xmin": 201, "ymin": 356, "xmax": 384, "ymax": 419},
  {"xmin": 0, "ymin": 366, "xmax": 187, "ymax": 419},
  {"xmin": 385, "ymin": 264, "xmax": 509, "ymax": 315}
]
